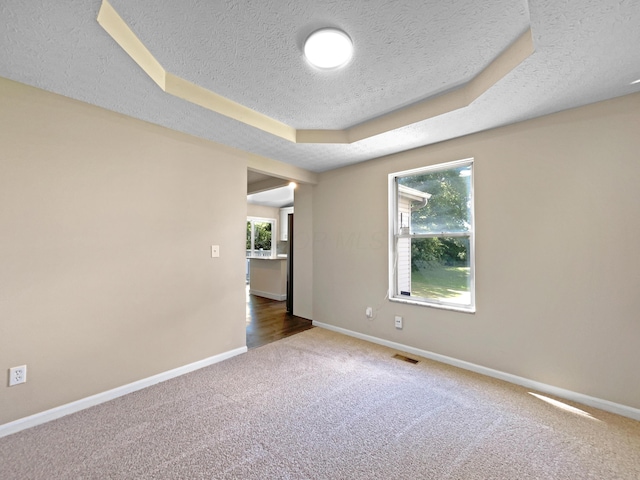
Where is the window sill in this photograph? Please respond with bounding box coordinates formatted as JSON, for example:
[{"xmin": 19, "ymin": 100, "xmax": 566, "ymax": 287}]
[{"xmin": 389, "ymin": 296, "xmax": 475, "ymax": 314}]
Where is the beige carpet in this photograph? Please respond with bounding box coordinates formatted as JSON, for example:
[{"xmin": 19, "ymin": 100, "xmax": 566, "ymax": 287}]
[{"xmin": 1, "ymin": 328, "xmax": 639, "ymax": 479}]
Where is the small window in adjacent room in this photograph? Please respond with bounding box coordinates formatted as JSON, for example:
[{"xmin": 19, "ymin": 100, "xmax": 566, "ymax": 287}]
[
  {"xmin": 389, "ymin": 159, "xmax": 475, "ymax": 312},
  {"xmin": 246, "ymin": 217, "xmax": 275, "ymax": 258}
]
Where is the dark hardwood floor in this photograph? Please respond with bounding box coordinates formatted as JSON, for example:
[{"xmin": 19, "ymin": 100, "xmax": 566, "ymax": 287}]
[{"xmin": 246, "ymin": 288, "xmax": 313, "ymax": 349}]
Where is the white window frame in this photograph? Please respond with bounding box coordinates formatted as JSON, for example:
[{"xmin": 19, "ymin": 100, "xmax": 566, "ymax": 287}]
[
  {"xmin": 247, "ymin": 216, "xmax": 276, "ymax": 258},
  {"xmin": 388, "ymin": 158, "xmax": 475, "ymax": 313}
]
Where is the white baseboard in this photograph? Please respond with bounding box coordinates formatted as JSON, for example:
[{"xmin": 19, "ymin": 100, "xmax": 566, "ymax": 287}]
[
  {"xmin": 0, "ymin": 346, "xmax": 247, "ymax": 438},
  {"xmin": 249, "ymin": 289, "xmax": 286, "ymax": 301},
  {"xmin": 313, "ymin": 321, "xmax": 640, "ymax": 422}
]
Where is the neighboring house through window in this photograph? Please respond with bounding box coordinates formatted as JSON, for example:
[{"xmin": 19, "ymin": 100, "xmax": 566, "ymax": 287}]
[{"xmin": 389, "ymin": 159, "xmax": 475, "ymax": 312}]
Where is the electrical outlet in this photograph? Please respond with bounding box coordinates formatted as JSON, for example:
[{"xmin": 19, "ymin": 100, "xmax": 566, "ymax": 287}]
[
  {"xmin": 9, "ymin": 365, "xmax": 27, "ymax": 386},
  {"xmin": 395, "ymin": 316, "xmax": 403, "ymax": 329},
  {"xmin": 365, "ymin": 307, "xmax": 373, "ymax": 318}
]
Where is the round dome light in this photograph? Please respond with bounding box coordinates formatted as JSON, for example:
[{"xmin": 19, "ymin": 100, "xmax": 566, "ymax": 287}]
[{"xmin": 304, "ymin": 29, "xmax": 353, "ymax": 69}]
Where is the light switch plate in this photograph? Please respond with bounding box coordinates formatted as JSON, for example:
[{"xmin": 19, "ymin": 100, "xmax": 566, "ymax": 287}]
[{"xmin": 211, "ymin": 245, "xmax": 220, "ymax": 257}]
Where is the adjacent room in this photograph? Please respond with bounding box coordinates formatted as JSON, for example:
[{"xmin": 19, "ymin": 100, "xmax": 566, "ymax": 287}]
[{"xmin": 1, "ymin": 1, "xmax": 639, "ymax": 478}]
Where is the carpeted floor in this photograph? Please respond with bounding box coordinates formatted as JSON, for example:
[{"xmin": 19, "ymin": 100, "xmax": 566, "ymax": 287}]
[{"xmin": 1, "ymin": 328, "xmax": 639, "ymax": 479}]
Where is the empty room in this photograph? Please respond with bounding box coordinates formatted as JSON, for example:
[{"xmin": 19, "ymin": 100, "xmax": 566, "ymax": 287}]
[{"xmin": 1, "ymin": 1, "xmax": 639, "ymax": 478}]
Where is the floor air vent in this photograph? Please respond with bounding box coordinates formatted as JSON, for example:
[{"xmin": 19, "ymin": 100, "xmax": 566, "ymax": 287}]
[{"xmin": 393, "ymin": 354, "xmax": 419, "ymax": 364}]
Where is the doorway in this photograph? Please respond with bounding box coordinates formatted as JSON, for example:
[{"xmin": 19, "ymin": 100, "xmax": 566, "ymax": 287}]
[{"xmin": 246, "ymin": 170, "xmax": 301, "ymax": 347}]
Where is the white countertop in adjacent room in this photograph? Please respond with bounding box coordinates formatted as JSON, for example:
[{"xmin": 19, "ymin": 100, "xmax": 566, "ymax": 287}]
[{"xmin": 247, "ymin": 255, "xmax": 287, "ymax": 260}]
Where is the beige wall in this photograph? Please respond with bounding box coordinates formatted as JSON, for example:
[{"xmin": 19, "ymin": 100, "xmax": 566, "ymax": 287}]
[
  {"xmin": 293, "ymin": 184, "xmax": 313, "ymax": 319},
  {"xmin": 312, "ymin": 92, "xmax": 640, "ymax": 410},
  {"xmin": 246, "ymin": 203, "xmax": 279, "ymax": 221},
  {"xmin": 0, "ymin": 78, "xmax": 248, "ymax": 424}
]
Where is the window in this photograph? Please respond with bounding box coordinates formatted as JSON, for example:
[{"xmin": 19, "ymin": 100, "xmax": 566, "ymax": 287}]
[
  {"xmin": 246, "ymin": 217, "xmax": 275, "ymax": 257},
  {"xmin": 389, "ymin": 159, "xmax": 475, "ymax": 312}
]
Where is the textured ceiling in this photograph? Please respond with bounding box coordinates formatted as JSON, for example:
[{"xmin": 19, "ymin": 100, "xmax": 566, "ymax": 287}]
[
  {"xmin": 248, "ymin": 185, "xmax": 295, "ymax": 209},
  {"xmin": 1, "ymin": 0, "xmax": 639, "ymax": 173},
  {"xmin": 106, "ymin": 0, "xmax": 529, "ymax": 130}
]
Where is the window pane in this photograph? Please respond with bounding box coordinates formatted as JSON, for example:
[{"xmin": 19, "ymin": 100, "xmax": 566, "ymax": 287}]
[
  {"xmin": 247, "ymin": 218, "xmax": 274, "ymax": 257},
  {"xmin": 397, "ymin": 164, "xmax": 472, "ymax": 234},
  {"xmin": 399, "ymin": 237, "xmax": 471, "ymax": 306},
  {"xmin": 253, "ymin": 221, "xmax": 272, "ymax": 252}
]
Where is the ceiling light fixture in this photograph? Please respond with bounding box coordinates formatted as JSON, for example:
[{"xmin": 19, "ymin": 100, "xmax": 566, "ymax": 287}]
[{"xmin": 304, "ymin": 28, "xmax": 353, "ymax": 69}]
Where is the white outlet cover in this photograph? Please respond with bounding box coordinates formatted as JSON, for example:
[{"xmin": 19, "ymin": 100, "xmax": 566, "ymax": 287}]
[
  {"xmin": 9, "ymin": 365, "xmax": 27, "ymax": 386},
  {"xmin": 395, "ymin": 316, "xmax": 403, "ymax": 329}
]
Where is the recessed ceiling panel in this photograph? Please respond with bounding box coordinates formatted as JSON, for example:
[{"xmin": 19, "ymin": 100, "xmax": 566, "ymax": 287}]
[{"xmin": 107, "ymin": 0, "xmax": 530, "ymax": 129}]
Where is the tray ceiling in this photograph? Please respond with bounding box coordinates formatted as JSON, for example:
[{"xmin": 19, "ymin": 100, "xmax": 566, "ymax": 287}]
[{"xmin": 1, "ymin": 0, "xmax": 639, "ymax": 172}]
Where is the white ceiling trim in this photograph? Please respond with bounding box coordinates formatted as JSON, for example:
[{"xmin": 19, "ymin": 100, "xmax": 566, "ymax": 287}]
[
  {"xmin": 98, "ymin": 0, "xmax": 533, "ymax": 145},
  {"xmin": 97, "ymin": 0, "xmax": 296, "ymax": 141}
]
